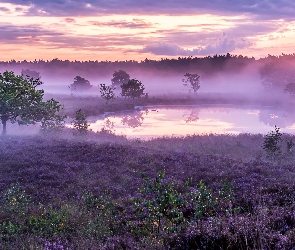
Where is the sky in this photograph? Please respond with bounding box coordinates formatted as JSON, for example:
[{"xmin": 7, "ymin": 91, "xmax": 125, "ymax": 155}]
[{"xmin": 1, "ymin": 0, "xmax": 295, "ymax": 61}]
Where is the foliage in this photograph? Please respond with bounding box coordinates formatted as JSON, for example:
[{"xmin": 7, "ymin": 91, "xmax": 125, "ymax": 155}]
[
  {"xmin": 0, "ymin": 70, "xmax": 65, "ymax": 135},
  {"xmin": 99, "ymin": 83, "xmax": 115, "ymax": 104},
  {"xmin": 1, "ymin": 184, "xmax": 30, "ymax": 216},
  {"xmin": 2, "ymin": 134, "xmax": 295, "ymax": 249},
  {"xmin": 111, "ymin": 70, "xmax": 130, "ymax": 87},
  {"xmin": 27, "ymin": 205, "xmax": 70, "ymax": 237},
  {"xmin": 71, "ymin": 109, "xmax": 89, "ymax": 135},
  {"xmin": 182, "ymin": 73, "xmax": 201, "ymax": 93},
  {"xmin": 132, "ymin": 169, "xmax": 185, "ymax": 236},
  {"xmin": 259, "ymin": 60, "xmax": 295, "ymax": 91},
  {"xmin": 263, "ymin": 125, "xmax": 283, "ymax": 159},
  {"xmin": 40, "ymin": 99, "xmax": 66, "ymax": 132},
  {"xmin": 69, "ymin": 76, "xmax": 92, "ymax": 93},
  {"xmin": 121, "ymin": 79, "xmax": 145, "ymax": 99},
  {"xmin": 81, "ymin": 191, "xmax": 120, "ymax": 240},
  {"xmin": 284, "ymin": 82, "xmax": 295, "ymax": 95},
  {"xmin": 262, "ymin": 126, "xmax": 294, "ymax": 159}
]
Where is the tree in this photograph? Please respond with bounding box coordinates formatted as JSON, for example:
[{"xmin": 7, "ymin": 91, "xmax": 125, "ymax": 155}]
[
  {"xmin": 111, "ymin": 70, "xmax": 130, "ymax": 87},
  {"xmin": 21, "ymin": 69, "xmax": 40, "ymax": 80},
  {"xmin": 99, "ymin": 84, "xmax": 115, "ymax": 104},
  {"xmin": 182, "ymin": 73, "xmax": 201, "ymax": 93},
  {"xmin": 69, "ymin": 76, "xmax": 92, "ymax": 93},
  {"xmin": 260, "ymin": 61, "xmax": 295, "ymax": 91},
  {"xmin": 72, "ymin": 109, "xmax": 90, "ymax": 135},
  {"xmin": 121, "ymin": 79, "xmax": 145, "ymax": 99},
  {"xmin": 0, "ymin": 71, "xmax": 65, "ymax": 135},
  {"xmin": 284, "ymin": 82, "xmax": 295, "ymax": 95}
]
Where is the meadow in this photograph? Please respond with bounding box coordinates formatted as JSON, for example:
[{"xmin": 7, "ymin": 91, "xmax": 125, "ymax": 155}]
[{"xmin": 1, "ymin": 128, "xmax": 295, "ymax": 249}]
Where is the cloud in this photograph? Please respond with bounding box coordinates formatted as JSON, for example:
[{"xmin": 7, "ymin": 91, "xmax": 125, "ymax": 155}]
[
  {"xmin": 89, "ymin": 19, "xmax": 153, "ymax": 29},
  {"xmin": 141, "ymin": 38, "xmax": 252, "ymax": 56},
  {"xmin": 64, "ymin": 17, "xmax": 76, "ymax": 23},
  {"xmin": 0, "ymin": 6, "xmax": 11, "ymax": 13},
  {"xmin": 0, "ymin": 23, "xmax": 64, "ymax": 44},
  {"xmin": 1, "ymin": 0, "xmax": 295, "ymax": 20}
]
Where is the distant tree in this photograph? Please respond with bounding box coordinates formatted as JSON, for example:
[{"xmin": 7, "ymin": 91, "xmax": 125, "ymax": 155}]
[
  {"xmin": 182, "ymin": 73, "xmax": 200, "ymax": 93},
  {"xmin": 21, "ymin": 69, "xmax": 40, "ymax": 80},
  {"xmin": 72, "ymin": 109, "xmax": 90, "ymax": 135},
  {"xmin": 121, "ymin": 79, "xmax": 145, "ymax": 99},
  {"xmin": 111, "ymin": 70, "xmax": 130, "ymax": 87},
  {"xmin": 260, "ymin": 61, "xmax": 295, "ymax": 91},
  {"xmin": 69, "ymin": 76, "xmax": 92, "ymax": 93},
  {"xmin": 284, "ymin": 82, "xmax": 295, "ymax": 95},
  {"xmin": 0, "ymin": 71, "xmax": 65, "ymax": 135},
  {"xmin": 99, "ymin": 84, "xmax": 115, "ymax": 104}
]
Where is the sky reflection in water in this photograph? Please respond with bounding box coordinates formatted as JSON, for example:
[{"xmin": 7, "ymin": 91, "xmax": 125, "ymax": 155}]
[{"xmin": 88, "ymin": 105, "xmax": 295, "ymax": 138}]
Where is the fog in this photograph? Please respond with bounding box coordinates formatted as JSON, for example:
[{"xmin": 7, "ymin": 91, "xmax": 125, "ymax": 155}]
[
  {"xmin": 38, "ymin": 64, "xmax": 266, "ymax": 100},
  {"xmin": 1, "ymin": 55, "xmax": 295, "ymax": 137}
]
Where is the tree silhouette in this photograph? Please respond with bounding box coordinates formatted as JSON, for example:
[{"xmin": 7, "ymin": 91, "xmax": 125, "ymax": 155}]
[
  {"xmin": 99, "ymin": 84, "xmax": 115, "ymax": 104},
  {"xmin": 69, "ymin": 76, "xmax": 92, "ymax": 93},
  {"xmin": 182, "ymin": 73, "xmax": 201, "ymax": 93},
  {"xmin": 111, "ymin": 70, "xmax": 130, "ymax": 87},
  {"xmin": 121, "ymin": 79, "xmax": 145, "ymax": 99},
  {"xmin": 21, "ymin": 69, "xmax": 40, "ymax": 80},
  {"xmin": 284, "ymin": 82, "xmax": 295, "ymax": 95}
]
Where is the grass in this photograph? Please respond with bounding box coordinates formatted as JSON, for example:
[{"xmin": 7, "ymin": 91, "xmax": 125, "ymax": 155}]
[{"xmin": 1, "ymin": 131, "xmax": 295, "ymax": 249}]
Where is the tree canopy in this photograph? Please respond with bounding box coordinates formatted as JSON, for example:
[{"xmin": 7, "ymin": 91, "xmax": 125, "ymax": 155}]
[
  {"xmin": 182, "ymin": 73, "xmax": 201, "ymax": 93},
  {"xmin": 111, "ymin": 70, "xmax": 130, "ymax": 87},
  {"xmin": 284, "ymin": 82, "xmax": 295, "ymax": 95},
  {"xmin": 99, "ymin": 83, "xmax": 115, "ymax": 104},
  {"xmin": 121, "ymin": 79, "xmax": 145, "ymax": 99},
  {"xmin": 21, "ymin": 69, "xmax": 40, "ymax": 80},
  {"xmin": 0, "ymin": 71, "xmax": 65, "ymax": 135},
  {"xmin": 69, "ymin": 76, "xmax": 92, "ymax": 92}
]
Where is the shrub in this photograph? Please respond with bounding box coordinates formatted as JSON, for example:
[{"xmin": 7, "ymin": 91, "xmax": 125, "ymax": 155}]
[{"xmin": 72, "ymin": 109, "xmax": 90, "ymax": 135}]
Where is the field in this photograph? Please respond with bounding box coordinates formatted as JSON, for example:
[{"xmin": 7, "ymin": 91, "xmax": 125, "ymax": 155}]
[{"xmin": 1, "ymin": 129, "xmax": 295, "ymax": 249}]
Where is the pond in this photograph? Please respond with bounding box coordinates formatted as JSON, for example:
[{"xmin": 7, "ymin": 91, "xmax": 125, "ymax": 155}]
[{"xmin": 88, "ymin": 105, "xmax": 295, "ymax": 138}]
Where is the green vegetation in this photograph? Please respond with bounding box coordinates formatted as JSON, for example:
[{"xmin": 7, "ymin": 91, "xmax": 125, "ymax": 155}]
[
  {"xmin": 0, "ymin": 71, "xmax": 65, "ymax": 135},
  {"xmin": 71, "ymin": 109, "xmax": 90, "ymax": 135}
]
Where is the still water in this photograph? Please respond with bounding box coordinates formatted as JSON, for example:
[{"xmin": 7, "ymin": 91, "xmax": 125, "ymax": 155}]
[{"xmin": 88, "ymin": 105, "xmax": 295, "ymax": 138}]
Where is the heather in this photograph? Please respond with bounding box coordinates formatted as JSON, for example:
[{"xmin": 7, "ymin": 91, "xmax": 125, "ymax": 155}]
[{"xmin": 1, "ymin": 132, "xmax": 295, "ymax": 249}]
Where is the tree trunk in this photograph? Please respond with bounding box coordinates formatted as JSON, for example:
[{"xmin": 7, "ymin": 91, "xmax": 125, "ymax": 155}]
[{"xmin": 1, "ymin": 117, "xmax": 8, "ymax": 135}]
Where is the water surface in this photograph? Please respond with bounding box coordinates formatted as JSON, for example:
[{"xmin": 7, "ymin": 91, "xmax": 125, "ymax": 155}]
[{"xmin": 88, "ymin": 105, "xmax": 295, "ymax": 138}]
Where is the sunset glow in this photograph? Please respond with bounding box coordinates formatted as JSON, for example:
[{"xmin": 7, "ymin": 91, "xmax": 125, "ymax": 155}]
[{"xmin": 1, "ymin": 1, "xmax": 295, "ymax": 61}]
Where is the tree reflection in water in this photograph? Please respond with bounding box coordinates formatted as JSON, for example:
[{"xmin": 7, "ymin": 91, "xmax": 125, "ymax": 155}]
[
  {"xmin": 182, "ymin": 109, "xmax": 200, "ymax": 123},
  {"xmin": 101, "ymin": 118, "xmax": 116, "ymax": 134},
  {"xmin": 259, "ymin": 107, "xmax": 295, "ymax": 128},
  {"xmin": 121, "ymin": 110, "xmax": 149, "ymax": 128}
]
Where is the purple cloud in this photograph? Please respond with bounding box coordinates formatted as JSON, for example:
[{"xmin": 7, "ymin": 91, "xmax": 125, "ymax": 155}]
[
  {"xmin": 89, "ymin": 19, "xmax": 153, "ymax": 29},
  {"xmin": 141, "ymin": 38, "xmax": 252, "ymax": 56},
  {"xmin": 0, "ymin": 24, "xmax": 64, "ymax": 44},
  {"xmin": 0, "ymin": 6, "xmax": 11, "ymax": 13},
  {"xmin": 1, "ymin": 0, "xmax": 295, "ymax": 20}
]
